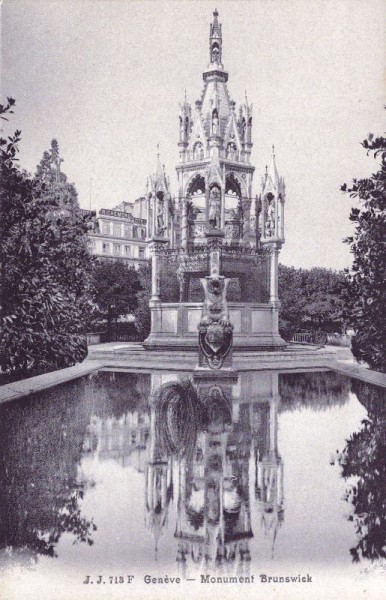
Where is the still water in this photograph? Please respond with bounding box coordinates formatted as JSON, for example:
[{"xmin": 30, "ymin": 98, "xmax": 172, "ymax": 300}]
[{"xmin": 0, "ymin": 369, "xmax": 385, "ymax": 597}]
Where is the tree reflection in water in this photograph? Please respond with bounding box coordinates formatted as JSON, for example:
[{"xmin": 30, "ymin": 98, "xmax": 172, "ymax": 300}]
[
  {"xmin": 0, "ymin": 378, "xmax": 96, "ymax": 565},
  {"xmin": 336, "ymin": 380, "xmax": 386, "ymax": 562},
  {"xmin": 279, "ymin": 370, "xmax": 351, "ymax": 412}
]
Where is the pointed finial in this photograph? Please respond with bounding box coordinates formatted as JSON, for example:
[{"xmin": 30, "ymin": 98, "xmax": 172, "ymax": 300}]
[
  {"xmin": 245, "ymin": 90, "xmax": 249, "ymax": 105},
  {"xmin": 184, "ymin": 89, "xmax": 187, "ymax": 103},
  {"xmin": 272, "ymin": 144, "xmax": 275, "ymax": 157},
  {"xmin": 155, "ymin": 146, "xmax": 163, "ymax": 179},
  {"xmin": 265, "ymin": 164, "xmax": 268, "ymax": 176}
]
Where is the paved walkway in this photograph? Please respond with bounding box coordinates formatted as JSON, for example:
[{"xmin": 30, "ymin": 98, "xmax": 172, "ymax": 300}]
[{"xmin": 0, "ymin": 360, "xmax": 104, "ymax": 405}]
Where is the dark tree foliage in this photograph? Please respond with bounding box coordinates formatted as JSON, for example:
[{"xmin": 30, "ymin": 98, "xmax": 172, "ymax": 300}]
[
  {"xmin": 278, "ymin": 265, "xmax": 345, "ymax": 340},
  {"xmin": 134, "ymin": 261, "xmax": 152, "ymax": 340},
  {"xmin": 91, "ymin": 259, "xmax": 142, "ymax": 337},
  {"xmin": 341, "ymin": 131, "xmax": 386, "ymax": 372},
  {"xmin": 337, "ymin": 380, "xmax": 386, "ymax": 562},
  {"xmin": 0, "ymin": 102, "xmax": 95, "ymax": 378}
]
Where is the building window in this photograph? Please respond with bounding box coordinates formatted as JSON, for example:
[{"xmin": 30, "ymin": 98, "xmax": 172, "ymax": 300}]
[
  {"xmin": 102, "ymin": 242, "xmax": 110, "ymax": 253},
  {"xmin": 140, "ymin": 228, "xmax": 146, "ymax": 239},
  {"xmin": 133, "ymin": 225, "xmax": 138, "ymax": 238},
  {"xmin": 113, "ymin": 243, "xmax": 121, "ymax": 255},
  {"xmin": 113, "ymin": 223, "xmax": 121, "ymax": 237},
  {"xmin": 102, "ymin": 221, "xmax": 110, "ymax": 235},
  {"xmin": 124, "ymin": 225, "xmax": 132, "ymax": 238},
  {"xmin": 124, "ymin": 245, "xmax": 131, "ymax": 255},
  {"xmin": 138, "ymin": 247, "xmax": 145, "ymax": 259}
]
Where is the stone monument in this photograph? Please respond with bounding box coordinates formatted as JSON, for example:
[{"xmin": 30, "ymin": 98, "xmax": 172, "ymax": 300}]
[{"xmin": 144, "ymin": 11, "xmax": 286, "ymax": 353}]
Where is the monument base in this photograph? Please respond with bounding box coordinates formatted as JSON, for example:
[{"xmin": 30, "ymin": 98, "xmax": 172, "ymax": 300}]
[{"xmin": 143, "ymin": 301, "xmax": 287, "ymax": 352}]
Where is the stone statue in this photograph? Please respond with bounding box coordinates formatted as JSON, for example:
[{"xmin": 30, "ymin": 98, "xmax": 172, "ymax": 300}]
[
  {"xmin": 156, "ymin": 197, "xmax": 165, "ymax": 234},
  {"xmin": 194, "ymin": 142, "xmax": 204, "ymax": 160},
  {"xmin": 227, "ymin": 143, "xmax": 236, "ymax": 160},
  {"xmin": 179, "ymin": 115, "xmax": 184, "ymax": 138},
  {"xmin": 265, "ymin": 196, "xmax": 276, "ymax": 237},
  {"xmin": 212, "ymin": 112, "xmax": 219, "ymax": 135},
  {"xmin": 240, "ymin": 117, "xmax": 246, "ymax": 140},
  {"xmin": 212, "ymin": 47, "xmax": 220, "ymax": 64},
  {"xmin": 208, "ymin": 187, "xmax": 221, "ymax": 229}
]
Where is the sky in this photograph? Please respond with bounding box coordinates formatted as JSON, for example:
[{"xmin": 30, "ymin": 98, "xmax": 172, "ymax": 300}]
[{"xmin": 1, "ymin": 0, "xmax": 385, "ymax": 270}]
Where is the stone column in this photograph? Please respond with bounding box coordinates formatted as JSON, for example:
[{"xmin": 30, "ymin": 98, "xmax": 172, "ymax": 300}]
[
  {"xmin": 165, "ymin": 194, "xmax": 170, "ymax": 233},
  {"xmin": 220, "ymin": 187, "xmax": 226, "ymax": 230},
  {"xmin": 269, "ymin": 243, "xmax": 280, "ymax": 304},
  {"xmin": 149, "ymin": 240, "xmax": 167, "ymax": 301},
  {"xmin": 146, "ymin": 195, "xmax": 151, "ymax": 238},
  {"xmin": 151, "ymin": 252, "xmax": 160, "ymax": 301},
  {"xmin": 274, "ymin": 193, "xmax": 279, "ymax": 238},
  {"xmin": 170, "ymin": 210, "xmax": 175, "ymax": 249},
  {"xmin": 205, "ymin": 175, "xmax": 210, "ymax": 224},
  {"xmin": 220, "ymin": 164, "xmax": 226, "ymax": 230},
  {"xmin": 269, "ymin": 394, "xmax": 279, "ymax": 458},
  {"xmin": 242, "ymin": 197, "xmax": 252, "ymax": 243},
  {"xmin": 181, "ymin": 197, "xmax": 188, "ymax": 249},
  {"xmin": 279, "ymin": 198, "xmax": 285, "ymax": 240},
  {"xmin": 152, "ymin": 196, "xmax": 157, "ymax": 237}
]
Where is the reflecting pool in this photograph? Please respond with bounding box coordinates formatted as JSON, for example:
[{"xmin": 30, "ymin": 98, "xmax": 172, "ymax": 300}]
[{"xmin": 0, "ymin": 369, "xmax": 385, "ymax": 599}]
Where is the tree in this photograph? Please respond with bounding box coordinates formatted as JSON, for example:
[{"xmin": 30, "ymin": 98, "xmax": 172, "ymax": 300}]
[
  {"xmin": 91, "ymin": 259, "xmax": 142, "ymax": 338},
  {"xmin": 278, "ymin": 265, "xmax": 345, "ymax": 340},
  {"xmin": 336, "ymin": 380, "xmax": 386, "ymax": 562},
  {"xmin": 341, "ymin": 130, "xmax": 386, "ymax": 372},
  {"xmin": 134, "ymin": 261, "xmax": 151, "ymax": 340},
  {"xmin": 0, "ymin": 101, "xmax": 95, "ymax": 379}
]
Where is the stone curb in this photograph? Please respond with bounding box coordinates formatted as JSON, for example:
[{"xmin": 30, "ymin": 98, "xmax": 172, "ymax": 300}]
[
  {"xmin": 1, "ymin": 352, "xmax": 385, "ymax": 405},
  {"xmin": 0, "ymin": 361, "xmax": 105, "ymax": 405}
]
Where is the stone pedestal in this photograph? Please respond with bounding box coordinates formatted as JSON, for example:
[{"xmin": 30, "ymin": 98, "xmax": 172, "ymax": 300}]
[{"xmin": 148, "ymin": 236, "xmax": 169, "ymax": 302}]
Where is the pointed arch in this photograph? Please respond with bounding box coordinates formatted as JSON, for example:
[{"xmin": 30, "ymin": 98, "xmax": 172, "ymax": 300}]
[
  {"xmin": 186, "ymin": 172, "xmax": 206, "ymax": 197},
  {"xmin": 225, "ymin": 171, "xmax": 247, "ymax": 197}
]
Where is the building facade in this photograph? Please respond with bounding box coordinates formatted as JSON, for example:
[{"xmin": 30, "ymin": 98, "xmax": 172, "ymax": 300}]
[{"xmin": 83, "ymin": 198, "xmax": 148, "ymax": 269}]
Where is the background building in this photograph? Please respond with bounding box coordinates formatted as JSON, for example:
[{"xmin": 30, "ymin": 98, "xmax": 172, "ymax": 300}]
[
  {"xmin": 83, "ymin": 198, "xmax": 148, "ymax": 269},
  {"xmin": 83, "ymin": 156, "xmax": 182, "ymax": 269}
]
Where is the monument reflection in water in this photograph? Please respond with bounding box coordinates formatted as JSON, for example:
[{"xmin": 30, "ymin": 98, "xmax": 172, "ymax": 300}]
[
  {"xmin": 146, "ymin": 374, "xmax": 284, "ymax": 574},
  {"xmin": 147, "ymin": 371, "xmax": 283, "ymax": 577}
]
